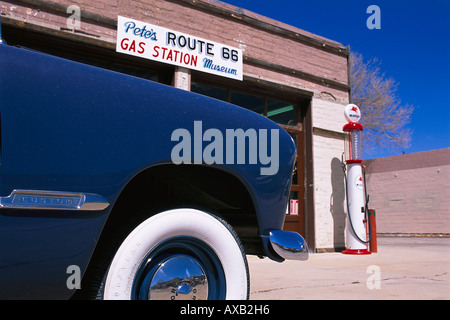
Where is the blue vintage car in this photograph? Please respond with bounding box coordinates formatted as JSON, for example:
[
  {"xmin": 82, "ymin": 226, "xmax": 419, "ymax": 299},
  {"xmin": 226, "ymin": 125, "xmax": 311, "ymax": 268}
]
[{"xmin": 0, "ymin": 28, "xmax": 308, "ymax": 300}]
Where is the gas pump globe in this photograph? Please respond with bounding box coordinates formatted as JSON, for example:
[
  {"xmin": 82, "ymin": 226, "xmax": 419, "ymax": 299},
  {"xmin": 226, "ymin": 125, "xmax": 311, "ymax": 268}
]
[{"xmin": 342, "ymin": 104, "xmax": 371, "ymax": 255}]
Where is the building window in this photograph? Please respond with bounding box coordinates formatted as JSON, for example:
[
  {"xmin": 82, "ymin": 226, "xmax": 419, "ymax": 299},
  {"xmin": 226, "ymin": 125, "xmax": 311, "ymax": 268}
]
[
  {"xmin": 267, "ymin": 99, "xmax": 296, "ymax": 126},
  {"xmin": 190, "ymin": 82, "xmax": 228, "ymax": 101},
  {"xmin": 2, "ymin": 26, "xmax": 174, "ymax": 86},
  {"xmin": 191, "ymin": 82, "xmax": 300, "ymax": 127},
  {"xmin": 230, "ymin": 91, "xmax": 264, "ymax": 116}
]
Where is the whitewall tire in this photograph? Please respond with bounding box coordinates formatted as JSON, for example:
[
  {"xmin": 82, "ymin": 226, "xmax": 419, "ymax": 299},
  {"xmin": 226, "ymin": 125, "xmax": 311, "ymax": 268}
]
[{"xmin": 102, "ymin": 208, "xmax": 249, "ymax": 300}]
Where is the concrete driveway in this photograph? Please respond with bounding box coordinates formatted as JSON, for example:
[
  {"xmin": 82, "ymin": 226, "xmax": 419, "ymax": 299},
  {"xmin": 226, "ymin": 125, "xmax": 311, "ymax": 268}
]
[{"xmin": 248, "ymin": 237, "xmax": 449, "ymax": 300}]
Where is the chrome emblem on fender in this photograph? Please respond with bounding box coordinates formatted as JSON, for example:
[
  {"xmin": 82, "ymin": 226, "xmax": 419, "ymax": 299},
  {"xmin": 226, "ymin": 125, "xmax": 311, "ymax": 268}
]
[{"xmin": 0, "ymin": 189, "xmax": 110, "ymax": 211}]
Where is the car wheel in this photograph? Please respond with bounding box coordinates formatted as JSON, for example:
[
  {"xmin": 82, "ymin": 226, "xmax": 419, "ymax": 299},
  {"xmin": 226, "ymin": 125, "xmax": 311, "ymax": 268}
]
[{"xmin": 102, "ymin": 208, "xmax": 249, "ymax": 300}]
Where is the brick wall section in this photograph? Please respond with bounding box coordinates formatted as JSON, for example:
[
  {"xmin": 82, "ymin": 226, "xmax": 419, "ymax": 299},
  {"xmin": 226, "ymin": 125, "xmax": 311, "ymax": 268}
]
[
  {"xmin": 0, "ymin": 0, "xmax": 349, "ymax": 104},
  {"xmin": 365, "ymin": 148, "xmax": 450, "ymax": 235}
]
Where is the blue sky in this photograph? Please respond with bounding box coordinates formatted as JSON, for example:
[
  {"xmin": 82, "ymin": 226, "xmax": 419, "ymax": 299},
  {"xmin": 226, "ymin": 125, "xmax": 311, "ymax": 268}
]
[{"xmin": 223, "ymin": 0, "xmax": 450, "ymax": 159}]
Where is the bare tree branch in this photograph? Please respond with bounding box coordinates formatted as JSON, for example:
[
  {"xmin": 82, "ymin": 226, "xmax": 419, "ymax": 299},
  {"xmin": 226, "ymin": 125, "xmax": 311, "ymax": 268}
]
[{"xmin": 349, "ymin": 52, "xmax": 414, "ymax": 153}]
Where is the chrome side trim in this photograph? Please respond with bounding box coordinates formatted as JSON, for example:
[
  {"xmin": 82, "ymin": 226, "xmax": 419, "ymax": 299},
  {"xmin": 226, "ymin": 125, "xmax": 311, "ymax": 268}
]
[
  {"xmin": 0, "ymin": 189, "xmax": 110, "ymax": 211},
  {"xmin": 269, "ymin": 230, "xmax": 309, "ymax": 261}
]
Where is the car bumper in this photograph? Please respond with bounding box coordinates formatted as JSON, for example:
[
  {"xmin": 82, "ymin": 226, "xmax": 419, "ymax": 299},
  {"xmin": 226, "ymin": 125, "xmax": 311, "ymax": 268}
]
[{"xmin": 268, "ymin": 230, "xmax": 309, "ymax": 261}]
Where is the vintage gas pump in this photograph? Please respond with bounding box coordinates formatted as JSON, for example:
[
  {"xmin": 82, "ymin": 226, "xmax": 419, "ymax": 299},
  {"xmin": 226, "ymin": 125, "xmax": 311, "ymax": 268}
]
[{"xmin": 342, "ymin": 104, "xmax": 371, "ymax": 255}]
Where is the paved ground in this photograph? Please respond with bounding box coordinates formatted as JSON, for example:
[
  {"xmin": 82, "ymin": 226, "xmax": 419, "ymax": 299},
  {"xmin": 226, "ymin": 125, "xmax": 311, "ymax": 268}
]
[{"xmin": 248, "ymin": 237, "xmax": 449, "ymax": 300}]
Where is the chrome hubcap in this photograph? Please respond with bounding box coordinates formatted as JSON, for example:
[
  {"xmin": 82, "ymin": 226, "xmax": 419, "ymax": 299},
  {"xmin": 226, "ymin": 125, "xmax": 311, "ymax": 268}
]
[
  {"xmin": 131, "ymin": 236, "xmax": 226, "ymax": 300},
  {"xmin": 148, "ymin": 254, "xmax": 208, "ymax": 300}
]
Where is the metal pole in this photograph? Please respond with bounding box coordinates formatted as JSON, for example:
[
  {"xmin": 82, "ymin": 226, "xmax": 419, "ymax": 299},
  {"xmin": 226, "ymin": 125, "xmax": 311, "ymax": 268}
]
[{"xmin": 0, "ymin": 15, "xmax": 3, "ymax": 44}]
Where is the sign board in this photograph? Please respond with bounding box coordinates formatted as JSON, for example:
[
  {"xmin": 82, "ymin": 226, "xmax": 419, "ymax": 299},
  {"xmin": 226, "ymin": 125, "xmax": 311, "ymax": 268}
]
[
  {"xmin": 344, "ymin": 104, "xmax": 361, "ymax": 123},
  {"xmin": 116, "ymin": 16, "xmax": 243, "ymax": 81},
  {"xmin": 290, "ymin": 199, "xmax": 298, "ymax": 215}
]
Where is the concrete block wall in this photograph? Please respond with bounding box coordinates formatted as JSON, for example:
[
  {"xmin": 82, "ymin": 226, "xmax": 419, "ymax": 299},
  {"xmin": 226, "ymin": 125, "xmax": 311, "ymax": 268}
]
[
  {"xmin": 365, "ymin": 148, "xmax": 450, "ymax": 236},
  {"xmin": 312, "ymin": 98, "xmax": 346, "ymax": 249}
]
